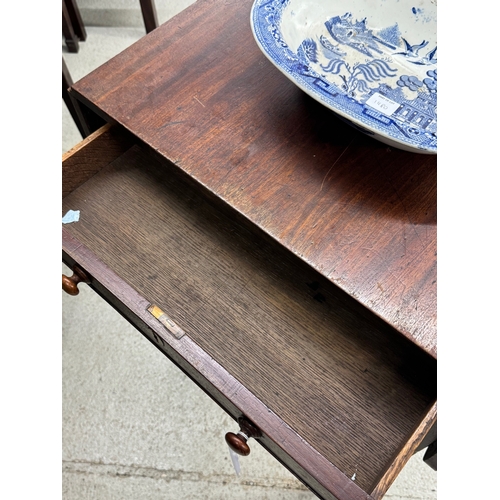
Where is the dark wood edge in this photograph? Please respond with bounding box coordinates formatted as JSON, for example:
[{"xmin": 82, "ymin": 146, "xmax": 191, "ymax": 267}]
[
  {"xmin": 67, "ymin": 88, "xmax": 108, "ymax": 132},
  {"xmin": 62, "ymin": 228, "xmax": 374, "ymax": 500},
  {"xmin": 369, "ymin": 401, "xmax": 437, "ymax": 499},
  {"xmin": 68, "ymin": 89, "xmax": 116, "ymax": 126}
]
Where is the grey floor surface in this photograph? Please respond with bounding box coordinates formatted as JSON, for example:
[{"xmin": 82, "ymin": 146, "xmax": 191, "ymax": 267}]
[{"xmin": 62, "ymin": 2, "xmax": 437, "ymax": 498}]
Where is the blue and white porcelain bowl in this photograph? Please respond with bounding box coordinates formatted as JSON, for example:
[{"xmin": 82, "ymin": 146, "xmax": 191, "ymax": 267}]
[{"xmin": 250, "ymin": 0, "xmax": 437, "ymax": 153}]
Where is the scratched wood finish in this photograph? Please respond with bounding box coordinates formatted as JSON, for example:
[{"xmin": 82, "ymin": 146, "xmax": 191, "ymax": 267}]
[
  {"xmin": 70, "ymin": 0, "xmax": 437, "ymax": 358},
  {"xmin": 62, "ymin": 143, "xmax": 436, "ymax": 493}
]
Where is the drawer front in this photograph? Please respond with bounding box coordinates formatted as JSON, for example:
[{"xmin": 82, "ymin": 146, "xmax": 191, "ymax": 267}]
[
  {"xmin": 62, "ymin": 231, "xmax": 368, "ymax": 500},
  {"xmin": 63, "ymin": 125, "xmax": 436, "ymax": 500}
]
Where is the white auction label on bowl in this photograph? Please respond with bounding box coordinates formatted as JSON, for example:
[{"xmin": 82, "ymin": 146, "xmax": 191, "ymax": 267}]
[{"xmin": 365, "ymin": 93, "xmax": 400, "ymax": 117}]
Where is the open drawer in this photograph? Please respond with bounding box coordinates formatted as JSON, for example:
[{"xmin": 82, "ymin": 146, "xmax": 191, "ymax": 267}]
[{"xmin": 62, "ymin": 124, "xmax": 436, "ymax": 500}]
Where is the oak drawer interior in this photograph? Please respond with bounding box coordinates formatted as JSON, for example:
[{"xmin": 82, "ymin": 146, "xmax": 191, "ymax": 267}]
[{"xmin": 62, "ymin": 126, "xmax": 436, "ymax": 494}]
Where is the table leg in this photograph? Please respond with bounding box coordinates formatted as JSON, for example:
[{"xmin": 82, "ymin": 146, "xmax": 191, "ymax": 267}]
[
  {"xmin": 423, "ymin": 440, "xmax": 437, "ymax": 471},
  {"xmin": 63, "ymin": 58, "xmax": 91, "ymax": 137}
]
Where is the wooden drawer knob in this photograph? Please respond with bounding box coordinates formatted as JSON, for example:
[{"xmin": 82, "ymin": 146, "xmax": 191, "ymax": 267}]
[
  {"xmin": 225, "ymin": 431, "xmax": 251, "ymax": 456},
  {"xmin": 62, "ymin": 266, "xmax": 90, "ymax": 295},
  {"xmin": 225, "ymin": 417, "xmax": 262, "ymax": 456}
]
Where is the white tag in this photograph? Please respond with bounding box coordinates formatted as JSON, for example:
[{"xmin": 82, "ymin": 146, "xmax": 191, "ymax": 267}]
[
  {"xmin": 365, "ymin": 93, "xmax": 399, "ymax": 116},
  {"xmin": 228, "ymin": 446, "xmax": 241, "ymax": 477}
]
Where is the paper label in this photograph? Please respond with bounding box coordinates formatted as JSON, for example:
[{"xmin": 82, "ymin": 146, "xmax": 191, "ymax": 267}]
[
  {"xmin": 147, "ymin": 304, "xmax": 185, "ymax": 339},
  {"xmin": 365, "ymin": 93, "xmax": 400, "ymax": 116},
  {"xmin": 62, "ymin": 209, "xmax": 80, "ymax": 224}
]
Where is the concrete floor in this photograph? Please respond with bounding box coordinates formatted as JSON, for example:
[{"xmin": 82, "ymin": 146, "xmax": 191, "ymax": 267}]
[{"xmin": 62, "ymin": 2, "xmax": 437, "ymax": 498}]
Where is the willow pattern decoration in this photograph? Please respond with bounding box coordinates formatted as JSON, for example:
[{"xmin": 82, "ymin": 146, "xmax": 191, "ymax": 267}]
[{"xmin": 251, "ymin": 0, "xmax": 437, "ymax": 153}]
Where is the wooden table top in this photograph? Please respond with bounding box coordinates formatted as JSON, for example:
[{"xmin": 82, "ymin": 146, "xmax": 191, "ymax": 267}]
[{"xmin": 71, "ymin": 0, "xmax": 437, "ymax": 358}]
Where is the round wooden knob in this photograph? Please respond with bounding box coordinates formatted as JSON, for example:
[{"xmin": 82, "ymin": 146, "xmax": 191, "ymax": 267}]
[
  {"xmin": 225, "ymin": 417, "xmax": 262, "ymax": 456},
  {"xmin": 225, "ymin": 431, "xmax": 251, "ymax": 456},
  {"xmin": 62, "ymin": 267, "xmax": 90, "ymax": 295}
]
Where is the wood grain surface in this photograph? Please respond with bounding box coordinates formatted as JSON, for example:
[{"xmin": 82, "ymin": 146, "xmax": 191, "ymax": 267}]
[
  {"xmin": 62, "ymin": 227, "xmax": 375, "ymax": 500},
  {"xmin": 62, "ymin": 143, "xmax": 436, "ymax": 493},
  {"xmin": 62, "ymin": 124, "xmax": 134, "ymax": 198},
  {"xmin": 70, "ymin": 0, "xmax": 437, "ymax": 358},
  {"xmin": 370, "ymin": 402, "xmax": 437, "ymax": 499}
]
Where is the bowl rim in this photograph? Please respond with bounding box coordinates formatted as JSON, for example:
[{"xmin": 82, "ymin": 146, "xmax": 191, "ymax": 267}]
[{"xmin": 250, "ymin": 0, "xmax": 437, "ymax": 154}]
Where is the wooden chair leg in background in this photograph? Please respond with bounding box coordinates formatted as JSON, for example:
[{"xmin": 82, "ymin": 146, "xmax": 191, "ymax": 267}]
[
  {"xmin": 63, "ymin": 0, "xmax": 158, "ymax": 47},
  {"xmin": 63, "ymin": 0, "xmax": 158, "ymax": 137},
  {"xmin": 62, "ymin": 0, "xmax": 79, "ymax": 53},
  {"xmin": 64, "ymin": 0, "xmax": 87, "ymax": 42},
  {"xmin": 139, "ymin": 0, "xmax": 159, "ymax": 33}
]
